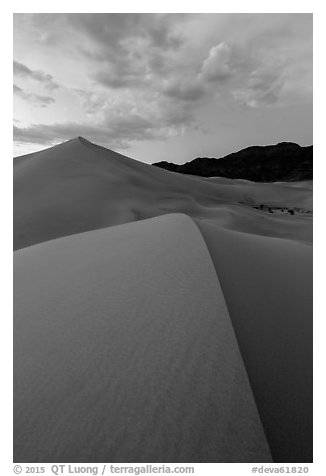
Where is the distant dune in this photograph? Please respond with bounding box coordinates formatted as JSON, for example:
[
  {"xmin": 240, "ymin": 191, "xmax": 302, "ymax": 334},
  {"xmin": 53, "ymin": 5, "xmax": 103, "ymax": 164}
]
[
  {"xmin": 13, "ymin": 137, "xmax": 313, "ymax": 463},
  {"xmin": 14, "ymin": 137, "xmax": 312, "ymax": 250}
]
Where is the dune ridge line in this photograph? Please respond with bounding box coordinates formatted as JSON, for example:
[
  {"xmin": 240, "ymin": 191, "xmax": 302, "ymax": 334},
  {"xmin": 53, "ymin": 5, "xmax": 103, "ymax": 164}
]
[{"xmin": 14, "ymin": 213, "xmax": 272, "ymax": 463}]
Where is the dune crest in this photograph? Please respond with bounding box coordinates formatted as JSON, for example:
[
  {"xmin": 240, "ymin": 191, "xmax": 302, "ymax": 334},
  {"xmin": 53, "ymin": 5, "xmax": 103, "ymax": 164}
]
[{"xmin": 14, "ymin": 214, "xmax": 272, "ymax": 463}]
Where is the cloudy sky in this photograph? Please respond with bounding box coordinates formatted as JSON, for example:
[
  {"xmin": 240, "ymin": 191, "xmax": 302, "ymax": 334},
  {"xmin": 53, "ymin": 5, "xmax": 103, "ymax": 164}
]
[{"xmin": 13, "ymin": 13, "xmax": 312, "ymax": 163}]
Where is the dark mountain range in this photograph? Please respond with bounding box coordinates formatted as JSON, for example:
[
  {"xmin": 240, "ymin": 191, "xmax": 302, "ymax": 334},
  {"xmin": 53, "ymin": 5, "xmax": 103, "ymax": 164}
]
[{"xmin": 153, "ymin": 142, "xmax": 313, "ymax": 182}]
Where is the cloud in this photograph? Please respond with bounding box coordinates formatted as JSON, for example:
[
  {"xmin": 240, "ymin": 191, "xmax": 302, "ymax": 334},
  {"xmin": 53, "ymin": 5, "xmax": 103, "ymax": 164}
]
[
  {"xmin": 13, "ymin": 84, "xmax": 55, "ymax": 107},
  {"xmin": 13, "ymin": 95, "xmax": 196, "ymax": 149},
  {"xmin": 13, "ymin": 61, "xmax": 59, "ymax": 89},
  {"xmin": 13, "ymin": 84, "xmax": 23, "ymax": 94},
  {"xmin": 13, "ymin": 120, "xmax": 159, "ymax": 150},
  {"xmin": 93, "ymin": 67, "xmax": 146, "ymax": 90},
  {"xmin": 13, "ymin": 13, "xmax": 312, "ymax": 156},
  {"xmin": 201, "ymin": 42, "xmax": 234, "ymax": 81},
  {"xmin": 70, "ymin": 85, "xmax": 198, "ymax": 145},
  {"xmin": 67, "ymin": 13, "xmax": 186, "ymax": 53},
  {"xmin": 233, "ymin": 66, "xmax": 286, "ymax": 108},
  {"xmin": 60, "ymin": 14, "xmax": 192, "ymax": 92},
  {"xmin": 14, "ymin": 123, "xmax": 142, "ymax": 149},
  {"xmin": 160, "ymin": 41, "xmax": 237, "ymax": 102},
  {"xmin": 162, "ymin": 79, "xmax": 206, "ymax": 101}
]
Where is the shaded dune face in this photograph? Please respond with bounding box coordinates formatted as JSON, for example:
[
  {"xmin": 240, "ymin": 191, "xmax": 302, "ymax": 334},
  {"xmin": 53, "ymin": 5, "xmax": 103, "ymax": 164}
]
[
  {"xmin": 196, "ymin": 221, "xmax": 313, "ymax": 463},
  {"xmin": 13, "ymin": 214, "xmax": 272, "ymax": 463},
  {"xmin": 14, "ymin": 138, "xmax": 312, "ymax": 250}
]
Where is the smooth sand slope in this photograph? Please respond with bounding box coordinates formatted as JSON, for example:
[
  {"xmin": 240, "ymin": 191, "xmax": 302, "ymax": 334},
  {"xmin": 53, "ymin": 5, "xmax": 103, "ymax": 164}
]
[
  {"xmin": 14, "ymin": 214, "xmax": 272, "ymax": 463},
  {"xmin": 14, "ymin": 137, "xmax": 312, "ymax": 250},
  {"xmin": 196, "ymin": 221, "xmax": 313, "ymax": 462}
]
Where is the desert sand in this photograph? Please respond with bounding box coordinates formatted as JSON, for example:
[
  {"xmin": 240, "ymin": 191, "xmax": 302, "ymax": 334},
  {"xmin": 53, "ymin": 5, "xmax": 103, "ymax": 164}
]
[
  {"xmin": 13, "ymin": 137, "xmax": 312, "ymax": 463},
  {"xmin": 196, "ymin": 221, "xmax": 312, "ymax": 462},
  {"xmin": 14, "ymin": 137, "xmax": 312, "ymax": 250},
  {"xmin": 14, "ymin": 214, "xmax": 272, "ymax": 462}
]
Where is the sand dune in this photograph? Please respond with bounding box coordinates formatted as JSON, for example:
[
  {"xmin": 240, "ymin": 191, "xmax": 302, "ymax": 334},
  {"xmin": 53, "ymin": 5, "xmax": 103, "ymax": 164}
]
[
  {"xmin": 196, "ymin": 221, "xmax": 313, "ymax": 462},
  {"xmin": 205, "ymin": 176, "xmax": 312, "ymax": 210},
  {"xmin": 14, "ymin": 214, "xmax": 272, "ymax": 463},
  {"xmin": 14, "ymin": 137, "xmax": 312, "ymax": 250},
  {"xmin": 13, "ymin": 138, "xmax": 312, "ymax": 463}
]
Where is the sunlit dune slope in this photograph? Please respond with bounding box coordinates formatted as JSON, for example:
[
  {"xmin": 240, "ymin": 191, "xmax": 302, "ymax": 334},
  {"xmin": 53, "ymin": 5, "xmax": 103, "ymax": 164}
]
[{"xmin": 14, "ymin": 214, "xmax": 271, "ymax": 463}]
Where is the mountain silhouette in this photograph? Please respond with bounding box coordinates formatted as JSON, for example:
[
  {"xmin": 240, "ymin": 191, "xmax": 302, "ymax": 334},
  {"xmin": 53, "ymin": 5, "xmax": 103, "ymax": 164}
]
[{"xmin": 153, "ymin": 142, "xmax": 312, "ymax": 182}]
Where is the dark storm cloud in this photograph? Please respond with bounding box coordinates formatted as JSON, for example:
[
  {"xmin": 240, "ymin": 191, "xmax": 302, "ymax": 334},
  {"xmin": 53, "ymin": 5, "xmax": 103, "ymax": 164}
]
[
  {"xmin": 13, "ymin": 61, "xmax": 59, "ymax": 90},
  {"xmin": 13, "ymin": 84, "xmax": 55, "ymax": 107}
]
